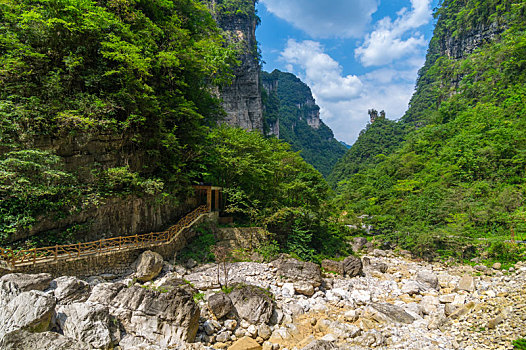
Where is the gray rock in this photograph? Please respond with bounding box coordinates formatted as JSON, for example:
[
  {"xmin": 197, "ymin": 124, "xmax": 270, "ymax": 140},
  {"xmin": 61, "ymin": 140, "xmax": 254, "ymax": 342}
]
[
  {"xmin": 416, "ymin": 270, "xmax": 439, "ymax": 290},
  {"xmin": 134, "ymin": 250, "xmax": 164, "ymax": 282},
  {"xmin": 293, "ymin": 282, "xmax": 314, "ymax": 296},
  {"xmin": 208, "ymin": 292, "xmax": 233, "ymax": 319},
  {"xmin": 401, "ymin": 280, "xmax": 424, "ymax": 295},
  {"xmin": 0, "ymin": 273, "xmax": 52, "ymax": 292},
  {"xmin": 351, "ymin": 237, "xmax": 368, "ymax": 253},
  {"xmin": 229, "ymin": 284, "xmax": 274, "ymax": 324},
  {"xmin": 0, "ymin": 281, "xmax": 20, "ymax": 309},
  {"xmin": 277, "ymin": 258, "xmax": 322, "ymax": 287},
  {"xmin": 225, "ymin": 319, "xmax": 238, "ymax": 331},
  {"xmin": 301, "ymin": 339, "xmax": 339, "ymax": 350},
  {"xmin": 215, "ymin": 331, "xmax": 231, "ymax": 343},
  {"xmin": 0, "ymin": 290, "xmax": 56, "ymax": 337},
  {"xmin": 492, "ymin": 262, "xmax": 502, "ymax": 270},
  {"xmin": 358, "ymin": 330, "xmax": 385, "ymax": 347},
  {"xmin": 342, "ymin": 256, "xmax": 363, "ymax": 277},
  {"xmin": 258, "ymin": 324, "xmax": 271, "ymax": 340},
  {"xmin": 51, "ymin": 276, "xmax": 91, "ymax": 305},
  {"xmin": 457, "ymin": 274, "xmax": 476, "ymax": 292},
  {"xmin": 321, "ymin": 259, "xmax": 344, "ymax": 275},
  {"xmin": 0, "ymin": 330, "xmax": 90, "ymax": 350},
  {"xmin": 57, "ymin": 302, "xmax": 120, "ymax": 349},
  {"xmin": 364, "ymin": 259, "xmax": 388, "ymax": 274},
  {"xmin": 372, "ymin": 249, "xmax": 388, "ymax": 257},
  {"xmin": 364, "ymin": 303, "xmax": 416, "ymax": 324},
  {"xmin": 89, "ymin": 282, "xmax": 200, "ymax": 346}
]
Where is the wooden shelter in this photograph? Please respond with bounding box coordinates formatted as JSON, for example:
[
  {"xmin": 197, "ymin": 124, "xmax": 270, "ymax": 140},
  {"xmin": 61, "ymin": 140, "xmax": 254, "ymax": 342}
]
[{"xmin": 193, "ymin": 185, "xmax": 223, "ymax": 212}]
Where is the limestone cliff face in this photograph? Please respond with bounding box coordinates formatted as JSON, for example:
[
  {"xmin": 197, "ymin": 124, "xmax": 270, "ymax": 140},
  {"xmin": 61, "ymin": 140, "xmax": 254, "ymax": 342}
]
[
  {"xmin": 207, "ymin": 0, "xmax": 264, "ymax": 132},
  {"xmin": 441, "ymin": 21, "xmax": 504, "ymax": 60}
]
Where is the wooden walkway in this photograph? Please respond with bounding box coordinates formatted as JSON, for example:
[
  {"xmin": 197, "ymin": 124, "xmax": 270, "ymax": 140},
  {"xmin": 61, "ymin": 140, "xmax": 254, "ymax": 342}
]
[{"xmin": 0, "ymin": 205, "xmax": 209, "ymax": 270}]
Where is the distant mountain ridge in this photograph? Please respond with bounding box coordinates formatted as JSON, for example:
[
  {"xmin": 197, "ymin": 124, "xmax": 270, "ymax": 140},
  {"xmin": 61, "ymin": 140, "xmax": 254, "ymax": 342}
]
[{"xmin": 261, "ymin": 70, "xmax": 347, "ymax": 177}]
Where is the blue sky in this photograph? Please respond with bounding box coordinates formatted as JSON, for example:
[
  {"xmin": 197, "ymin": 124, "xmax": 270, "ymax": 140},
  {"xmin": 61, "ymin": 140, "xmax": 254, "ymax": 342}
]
[{"xmin": 256, "ymin": 0, "xmax": 440, "ymax": 144}]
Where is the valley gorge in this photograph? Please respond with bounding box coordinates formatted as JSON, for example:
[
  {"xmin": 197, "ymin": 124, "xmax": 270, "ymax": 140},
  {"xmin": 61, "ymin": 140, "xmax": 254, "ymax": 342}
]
[{"xmin": 0, "ymin": 0, "xmax": 525, "ymax": 349}]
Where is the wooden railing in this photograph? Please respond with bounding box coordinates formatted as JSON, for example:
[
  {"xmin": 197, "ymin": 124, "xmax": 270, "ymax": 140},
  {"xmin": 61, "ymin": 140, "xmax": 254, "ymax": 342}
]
[{"xmin": 0, "ymin": 205, "xmax": 209, "ymax": 268}]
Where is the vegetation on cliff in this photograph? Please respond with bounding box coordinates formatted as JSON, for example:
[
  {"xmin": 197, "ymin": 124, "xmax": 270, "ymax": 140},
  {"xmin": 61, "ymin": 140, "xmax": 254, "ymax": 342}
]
[
  {"xmin": 329, "ymin": 117, "xmax": 406, "ymax": 186},
  {"xmin": 0, "ymin": 0, "xmax": 236, "ymax": 243},
  {"xmin": 331, "ymin": 0, "xmax": 526, "ymax": 260},
  {"xmin": 261, "ymin": 70, "xmax": 347, "ymax": 177}
]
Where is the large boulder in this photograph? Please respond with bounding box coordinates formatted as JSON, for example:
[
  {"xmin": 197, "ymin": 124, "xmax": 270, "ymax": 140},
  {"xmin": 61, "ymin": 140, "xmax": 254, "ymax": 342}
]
[
  {"xmin": 363, "ymin": 303, "xmax": 415, "ymax": 324},
  {"xmin": 229, "ymin": 285, "xmax": 274, "ymax": 324},
  {"xmin": 342, "ymin": 256, "xmax": 363, "ymax": 277},
  {"xmin": 0, "ymin": 330, "xmax": 90, "ymax": 350},
  {"xmin": 89, "ymin": 282, "xmax": 200, "ymax": 347},
  {"xmin": 57, "ymin": 302, "xmax": 121, "ymax": 349},
  {"xmin": 51, "ymin": 276, "xmax": 91, "ymax": 305},
  {"xmin": 0, "ymin": 273, "xmax": 52, "ymax": 292},
  {"xmin": 321, "ymin": 259, "xmax": 344, "ymax": 275},
  {"xmin": 134, "ymin": 250, "xmax": 164, "ymax": 282},
  {"xmin": 416, "ymin": 270, "xmax": 439, "ymax": 290},
  {"xmin": 0, "ymin": 290, "xmax": 56, "ymax": 337},
  {"xmin": 208, "ymin": 292, "xmax": 234, "ymax": 319},
  {"xmin": 277, "ymin": 259, "xmax": 322, "ymax": 287}
]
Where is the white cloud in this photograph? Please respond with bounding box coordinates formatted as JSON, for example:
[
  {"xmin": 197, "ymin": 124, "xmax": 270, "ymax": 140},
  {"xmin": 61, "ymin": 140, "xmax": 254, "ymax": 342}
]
[
  {"xmin": 280, "ymin": 40, "xmax": 422, "ymax": 143},
  {"xmin": 280, "ymin": 40, "xmax": 362, "ymax": 102},
  {"xmin": 355, "ymin": 0, "xmax": 432, "ymax": 66},
  {"xmin": 260, "ymin": 0, "xmax": 378, "ymax": 38}
]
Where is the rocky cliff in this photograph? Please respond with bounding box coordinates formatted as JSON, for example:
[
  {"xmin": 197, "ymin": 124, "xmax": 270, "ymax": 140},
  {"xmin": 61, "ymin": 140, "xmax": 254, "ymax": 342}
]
[
  {"xmin": 207, "ymin": 0, "xmax": 264, "ymax": 132},
  {"xmin": 261, "ymin": 70, "xmax": 347, "ymax": 177}
]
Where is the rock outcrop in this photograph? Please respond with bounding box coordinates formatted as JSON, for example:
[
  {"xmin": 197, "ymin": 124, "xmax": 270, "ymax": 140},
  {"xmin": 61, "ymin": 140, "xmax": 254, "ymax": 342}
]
[
  {"xmin": 89, "ymin": 283, "xmax": 200, "ymax": 346},
  {"xmin": 0, "ymin": 273, "xmax": 52, "ymax": 292},
  {"xmin": 229, "ymin": 285, "xmax": 274, "ymax": 325},
  {"xmin": 0, "ymin": 330, "xmax": 90, "ymax": 350},
  {"xmin": 0, "ymin": 290, "xmax": 56, "ymax": 337},
  {"xmin": 208, "ymin": 1, "xmax": 263, "ymax": 132},
  {"xmin": 277, "ymin": 258, "xmax": 322, "ymax": 287},
  {"xmin": 57, "ymin": 302, "xmax": 120, "ymax": 349},
  {"xmin": 51, "ymin": 276, "xmax": 91, "ymax": 305}
]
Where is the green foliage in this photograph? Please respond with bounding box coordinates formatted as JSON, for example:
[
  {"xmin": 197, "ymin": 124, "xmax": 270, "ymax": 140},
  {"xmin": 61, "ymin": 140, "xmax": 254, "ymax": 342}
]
[
  {"xmin": 205, "ymin": 125, "xmax": 348, "ymax": 260},
  {"xmin": 514, "ymin": 338, "xmax": 526, "ymax": 349},
  {"xmin": 261, "ymin": 70, "xmax": 347, "ymax": 177},
  {"xmin": 177, "ymin": 224, "xmax": 216, "ymax": 264},
  {"xmin": 333, "ymin": 0, "xmax": 526, "ymax": 261},
  {"xmin": 0, "ymin": 0, "xmax": 239, "ymax": 242},
  {"xmin": 0, "ymin": 150, "xmax": 84, "ymax": 241},
  {"xmin": 329, "ymin": 118, "xmax": 406, "ymax": 187},
  {"xmin": 193, "ymin": 292, "xmax": 205, "ymax": 302},
  {"xmin": 95, "ymin": 167, "xmax": 164, "ymax": 196},
  {"xmin": 256, "ymin": 239, "xmax": 280, "ymax": 261},
  {"xmin": 214, "ymin": 0, "xmax": 259, "ymax": 22}
]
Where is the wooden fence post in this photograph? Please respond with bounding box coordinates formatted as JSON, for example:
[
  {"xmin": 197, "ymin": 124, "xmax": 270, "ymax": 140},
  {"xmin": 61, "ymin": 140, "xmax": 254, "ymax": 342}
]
[
  {"xmin": 99, "ymin": 239, "xmax": 102, "ymax": 254},
  {"xmin": 32, "ymin": 248, "xmax": 36, "ymax": 265},
  {"xmin": 55, "ymin": 245, "xmax": 58, "ymax": 261},
  {"xmin": 135, "ymin": 234, "xmax": 139, "ymax": 248},
  {"xmin": 119, "ymin": 236, "xmax": 122, "ymax": 250},
  {"xmin": 77, "ymin": 243, "xmax": 80, "ymax": 257}
]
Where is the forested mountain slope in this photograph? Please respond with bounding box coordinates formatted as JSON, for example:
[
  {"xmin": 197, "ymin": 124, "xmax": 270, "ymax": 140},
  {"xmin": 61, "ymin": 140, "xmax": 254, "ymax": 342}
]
[
  {"xmin": 0, "ymin": 0, "xmax": 237, "ymax": 245},
  {"xmin": 334, "ymin": 0, "xmax": 526, "ymax": 258},
  {"xmin": 261, "ymin": 70, "xmax": 347, "ymax": 177},
  {"xmin": 329, "ymin": 115, "xmax": 406, "ymax": 187}
]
